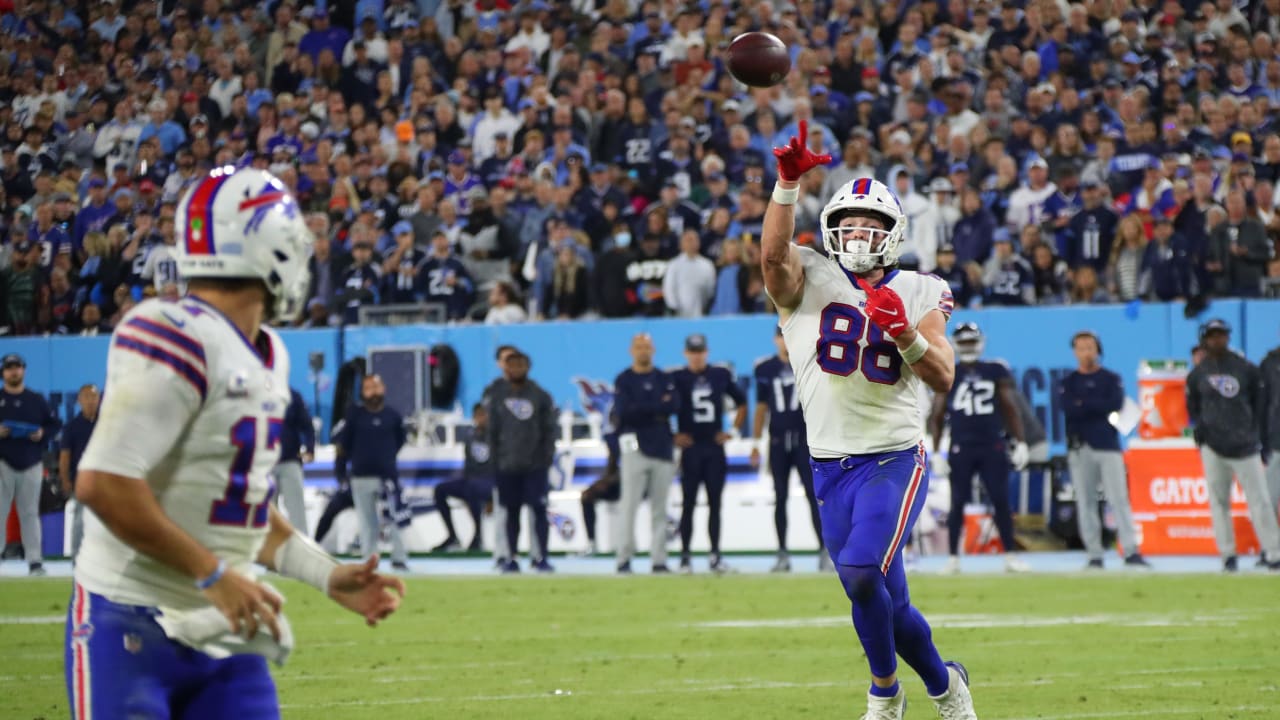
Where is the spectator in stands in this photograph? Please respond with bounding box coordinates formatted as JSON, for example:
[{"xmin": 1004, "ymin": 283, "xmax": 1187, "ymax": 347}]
[
  {"xmin": 416, "ymin": 229, "xmax": 476, "ymax": 320},
  {"xmin": 1207, "ymin": 189, "xmax": 1273, "ymax": 297},
  {"xmin": 1108, "ymin": 215, "xmax": 1150, "ymax": 301},
  {"xmin": 337, "ymin": 240, "xmax": 382, "ymax": 324},
  {"xmin": 663, "ymin": 229, "xmax": 716, "ymax": 317},
  {"xmin": 983, "ymin": 231, "xmax": 1035, "ymax": 306},
  {"xmin": 485, "ymin": 281, "xmax": 527, "ymax": 325}
]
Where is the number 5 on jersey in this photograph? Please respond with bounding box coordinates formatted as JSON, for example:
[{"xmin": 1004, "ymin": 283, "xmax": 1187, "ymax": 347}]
[{"xmin": 210, "ymin": 416, "xmax": 282, "ymax": 528}]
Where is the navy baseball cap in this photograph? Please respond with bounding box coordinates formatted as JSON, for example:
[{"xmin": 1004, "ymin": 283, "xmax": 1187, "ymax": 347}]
[
  {"xmin": 1200, "ymin": 318, "xmax": 1231, "ymax": 338},
  {"xmin": 685, "ymin": 333, "xmax": 708, "ymax": 352},
  {"xmin": 2, "ymin": 353, "xmax": 24, "ymax": 368}
]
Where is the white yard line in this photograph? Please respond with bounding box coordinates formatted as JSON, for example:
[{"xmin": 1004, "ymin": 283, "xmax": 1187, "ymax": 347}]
[
  {"xmin": 0, "ymin": 615, "xmax": 64, "ymax": 625},
  {"xmin": 690, "ymin": 611, "xmax": 1255, "ymax": 630}
]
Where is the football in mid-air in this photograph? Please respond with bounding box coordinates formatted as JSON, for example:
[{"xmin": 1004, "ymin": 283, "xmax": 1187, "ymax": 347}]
[{"xmin": 726, "ymin": 32, "xmax": 791, "ymax": 87}]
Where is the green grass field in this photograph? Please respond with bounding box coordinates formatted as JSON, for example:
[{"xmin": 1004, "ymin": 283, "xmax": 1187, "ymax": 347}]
[{"xmin": 3, "ymin": 572, "xmax": 1278, "ymax": 719}]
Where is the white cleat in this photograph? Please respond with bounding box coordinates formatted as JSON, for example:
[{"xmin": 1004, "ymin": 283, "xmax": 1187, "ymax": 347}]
[
  {"xmin": 942, "ymin": 556, "xmax": 962, "ymax": 575},
  {"xmin": 932, "ymin": 662, "xmax": 978, "ymax": 720},
  {"xmin": 1003, "ymin": 555, "xmax": 1031, "ymax": 573},
  {"xmin": 861, "ymin": 687, "xmax": 907, "ymax": 720}
]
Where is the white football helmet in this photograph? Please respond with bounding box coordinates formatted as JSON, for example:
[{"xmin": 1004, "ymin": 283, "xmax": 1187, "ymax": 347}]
[
  {"xmin": 173, "ymin": 166, "xmax": 314, "ymax": 322},
  {"xmin": 819, "ymin": 177, "xmax": 907, "ymax": 274}
]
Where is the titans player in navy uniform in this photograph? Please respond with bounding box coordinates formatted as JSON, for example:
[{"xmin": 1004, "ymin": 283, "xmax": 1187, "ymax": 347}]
[
  {"xmin": 927, "ymin": 323, "xmax": 1031, "ymax": 574},
  {"xmin": 751, "ymin": 327, "xmax": 830, "ymax": 573},
  {"xmin": 672, "ymin": 334, "xmax": 746, "ymax": 573}
]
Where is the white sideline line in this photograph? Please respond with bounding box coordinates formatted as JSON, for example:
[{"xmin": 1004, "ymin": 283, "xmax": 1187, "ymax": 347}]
[
  {"xmin": 691, "ymin": 611, "xmax": 1254, "ymax": 630},
  {"xmin": 0, "ymin": 615, "xmax": 64, "ymax": 625},
  {"xmin": 997, "ymin": 706, "xmax": 1271, "ymax": 720}
]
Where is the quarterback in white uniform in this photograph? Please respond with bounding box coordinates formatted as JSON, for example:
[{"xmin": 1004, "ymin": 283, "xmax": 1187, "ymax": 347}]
[
  {"xmin": 761, "ymin": 120, "xmax": 977, "ymax": 720},
  {"xmin": 67, "ymin": 166, "xmax": 404, "ymax": 720}
]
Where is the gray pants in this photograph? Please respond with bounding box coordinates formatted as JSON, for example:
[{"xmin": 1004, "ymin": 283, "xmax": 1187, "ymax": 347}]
[
  {"xmin": 1067, "ymin": 446, "xmax": 1140, "ymax": 559},
  {"xmin": 275, "ymin": 461, "xmax": 308, "ymax": 533},
  {"xmin": 70, "ymin": 500, "xmax": 85, "ymax": 560},
  {"xmin": 1198, "ymin": 447, "xmax": 1280, "ymax": 559},
  {"xmin": 491, "ymin": 488, "xmax": 507, "ymax": 561},
  {"xmin": 351, "ymin": 477, "xmax": 407, "ymax": 564},
  {"xmin": 1027, "ymin": 441, "xmax": 1050, "ymax": 464},
  {"xmin": 1266, "ymin": 459, "xmax": 1280, "ymax": 515},
  {"xmin": 616, "ymin": 449, "xmax": 673, "ymax": 566},
  {"xmin": 0, "ymin": 460, "xmax": 42, "ymax": 565}
]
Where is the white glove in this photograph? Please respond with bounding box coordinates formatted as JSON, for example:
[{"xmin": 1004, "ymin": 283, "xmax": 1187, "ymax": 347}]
[
  {"xmin": 929, "ymin": 451, "xmax": 949, "ymax": 478},
  {"xmin": 1009, "ymin": 441, "xmax": 1029, "ymax": 471}
]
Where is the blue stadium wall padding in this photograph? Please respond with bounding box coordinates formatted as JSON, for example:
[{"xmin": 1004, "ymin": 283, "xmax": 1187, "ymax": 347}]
[{"xmin": 7, "ymin": 299, "xmax": 1280, "ymax": 456}]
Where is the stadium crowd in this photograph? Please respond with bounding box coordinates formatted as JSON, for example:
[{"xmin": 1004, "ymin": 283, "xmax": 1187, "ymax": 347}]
[{"xmin": 0, "ymin": 0, "xmax": 1279, "ymax": 336}]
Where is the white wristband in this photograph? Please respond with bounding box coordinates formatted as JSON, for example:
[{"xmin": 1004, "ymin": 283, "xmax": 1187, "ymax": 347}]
[
  {"xmin": 900, "ymin": 333, "xmax": 930, "ymax": 364},
  {"xmin": 771, "ymin": 184, "xmax": 799, "ymax": 205},
  {"xmin": 274, "ymin": 531, "xmax": 339, "ymax": 593}
]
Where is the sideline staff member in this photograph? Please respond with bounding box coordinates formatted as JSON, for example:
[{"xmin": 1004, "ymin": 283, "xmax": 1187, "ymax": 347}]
[
  {"xmin": 60, "ymin": 384, "xmax": 100, "ymax": 561},
  {"xmin": 1186, "ymin": 319, "xmax": 1280, "ymax": 572},
  {"xmin": 0, "ymin": 353, "xmax": 60, "ymax": 576},
  {"xmin": 1059, "ymin": 332, "xmax": 1149, "ymax": 570},
  {"xmin": 334, "ymin": 374, "xmax": 409, "ymax": 571},
  {"xmin": 614, "ymin": 333, "xmax": 679, "ymax": 574}
]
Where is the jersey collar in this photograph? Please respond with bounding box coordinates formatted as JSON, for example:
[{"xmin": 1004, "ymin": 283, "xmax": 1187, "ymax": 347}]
[
  {"xmin": 842, "ymin": 267, "xmax": 899, "ymax": 290},
  {"xmin": 185, "ymin": 295, "xmax": 275, "ymax": 369}
]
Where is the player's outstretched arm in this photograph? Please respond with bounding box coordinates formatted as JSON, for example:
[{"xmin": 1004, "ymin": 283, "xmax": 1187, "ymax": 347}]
[
  {"xmin": 895, "ymin": 310, "xmax": 954, "ymax": 393},
  {"xmin": 763, "ymin": 119, "xmax": 831, "ymax": 315},
  {"xmin": 259, "ymin": 507, "xmax": 405, "ymax": 627},
  {"xmin": 902, "ymin": 311, "xmax": 954, "ymax": 393}
]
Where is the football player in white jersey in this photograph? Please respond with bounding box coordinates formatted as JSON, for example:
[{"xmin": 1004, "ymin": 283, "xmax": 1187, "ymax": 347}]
[
  {"xmin": 67, "ymin": 166, "xmax": 405, "ymax": 720},
  {"xmin": 761, "ymin": 121, "xmax": 977, "ymax": 720}
]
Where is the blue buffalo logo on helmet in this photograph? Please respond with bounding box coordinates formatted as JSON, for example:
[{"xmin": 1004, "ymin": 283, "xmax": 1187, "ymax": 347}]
[
  {"xmin": 504, "ymin": 397, "xmax": 535, "ymax": 420},
  {"xmin": 1207, "ymin": 374, "xmax": 1240, "ymax": 398}
]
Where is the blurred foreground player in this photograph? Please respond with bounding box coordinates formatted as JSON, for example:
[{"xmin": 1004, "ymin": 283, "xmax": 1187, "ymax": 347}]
[
  {"xmin": 927, "ymin": 322, "xmax": 1030, "ymax": 574},
  {"xmin": 762, "ymin": 121, "xmax": 976, "ymax": 719},
  {"xmin": 69, "ymin": 167, "xmax": 404, "ymax": 719},
  {"xmin": 751, "ymin": 326, "xmax": 829, "ymax": 572}
]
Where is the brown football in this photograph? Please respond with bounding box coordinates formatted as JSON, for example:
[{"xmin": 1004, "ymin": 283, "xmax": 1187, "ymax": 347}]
[{"xmin": 726, "ymin": 32, "xmax": 791, "ymax": 88}]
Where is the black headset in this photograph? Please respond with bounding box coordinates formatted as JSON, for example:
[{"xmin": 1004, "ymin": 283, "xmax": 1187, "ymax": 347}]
[{"xmin": 1070, "ymin": 330, "xmax": 1103, "ymax": 356}]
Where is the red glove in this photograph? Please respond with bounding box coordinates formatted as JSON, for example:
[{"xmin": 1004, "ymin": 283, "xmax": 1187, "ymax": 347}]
[
  {"xmin": 855, "ymin": 277, "xmax": 910, "ymax": 338},
  {"xmin": 772, "ymin": 119, "xmax": 833, "ymax": 182}
]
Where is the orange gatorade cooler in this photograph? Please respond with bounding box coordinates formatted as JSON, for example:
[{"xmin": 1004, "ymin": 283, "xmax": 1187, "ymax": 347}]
[{"xmin": 1137, "ymin": 359, "xmax": 1190, "ymax": 440}]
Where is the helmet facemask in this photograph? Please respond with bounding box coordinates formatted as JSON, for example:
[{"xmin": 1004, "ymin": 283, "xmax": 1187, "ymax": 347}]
[
  {"xmin": 822, "ymin": 209, "xmax": 899, "ymax": 274},
  {"xmin": 954, "ymin": 339, "xmax": 984, "ymax": 363}
]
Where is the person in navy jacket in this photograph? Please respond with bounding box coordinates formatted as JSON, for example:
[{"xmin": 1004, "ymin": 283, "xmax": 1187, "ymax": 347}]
[
  {"xmin": 613, "ymin": 333, "xmax": 680, "ymax": 574},
  {"xmin": 0, "ymin": 353, "xmax": 61, "ymax": 575},
  {"xmin": 334, "ymin": 374, "xmax": 408, "ymax": 571},
  {"xmin": 59, "ymin": 383, "xmax": 99, "ymax": 561},
  {"xmin": 1058, "ymin": 331, "xmax": 1148, "ymax": 570}
]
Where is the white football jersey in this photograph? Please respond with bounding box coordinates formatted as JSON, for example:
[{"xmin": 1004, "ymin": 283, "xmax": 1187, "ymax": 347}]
[
  {"xmin": 76, "ymin": 297, "xmax": 291, "ymax": 610},
  {"xmin": 779, "ymin": 247, "xmax": 953, "ymax": 457}
]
